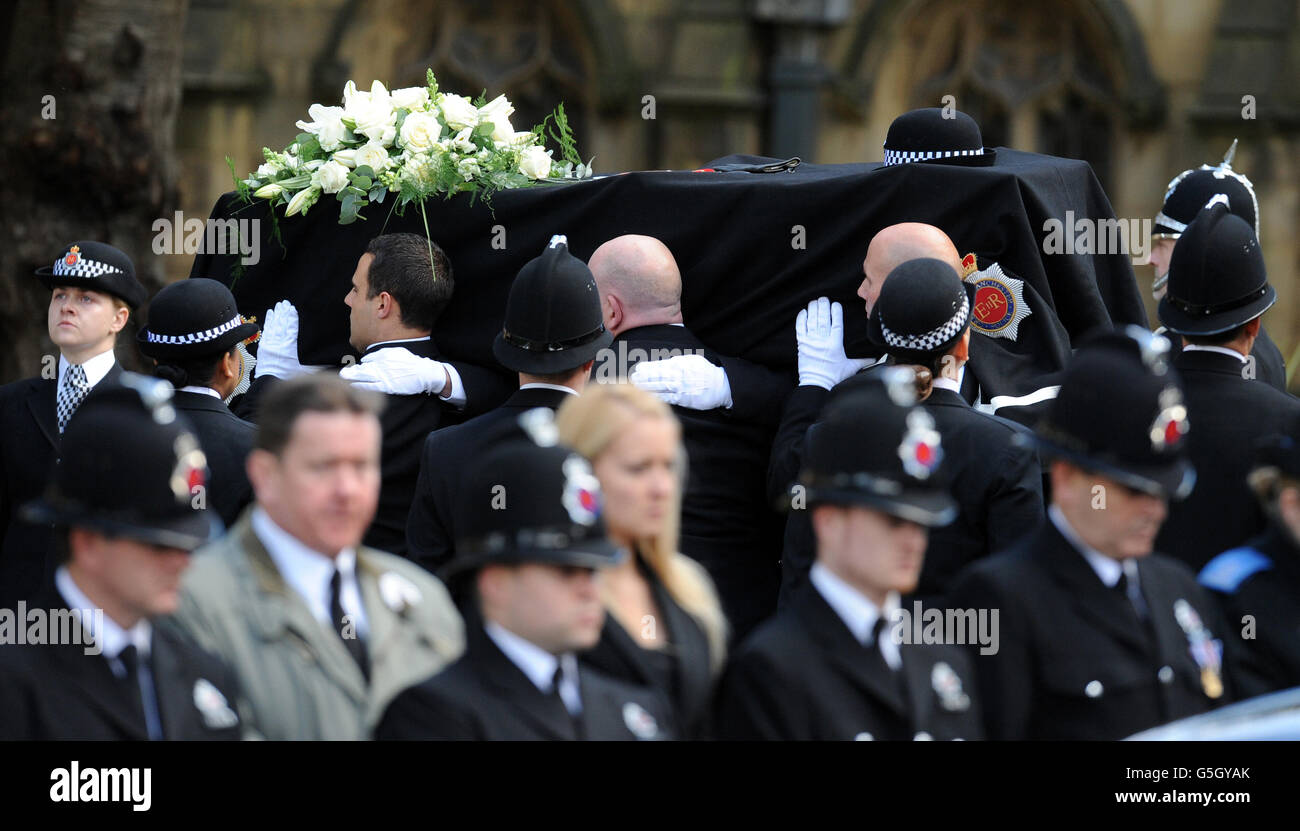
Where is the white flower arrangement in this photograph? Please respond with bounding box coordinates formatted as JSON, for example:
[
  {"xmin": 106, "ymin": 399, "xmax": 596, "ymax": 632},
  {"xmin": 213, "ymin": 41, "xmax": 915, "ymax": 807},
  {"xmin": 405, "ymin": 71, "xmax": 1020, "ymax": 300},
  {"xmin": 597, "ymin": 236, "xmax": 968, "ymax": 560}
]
[{"xmin": 231, "ymin": 70, "xmax": 593, "ymax": 225}]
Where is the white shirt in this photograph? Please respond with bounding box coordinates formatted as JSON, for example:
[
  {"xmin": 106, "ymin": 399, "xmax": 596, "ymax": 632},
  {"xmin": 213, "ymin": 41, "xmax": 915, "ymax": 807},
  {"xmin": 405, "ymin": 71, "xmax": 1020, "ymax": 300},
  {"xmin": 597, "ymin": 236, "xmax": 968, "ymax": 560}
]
[
  {"xmin": 931, "ymin": 375, "xmax": 963, "ymax": 394},
  {"xmin": 518, "ymin": 383, "xmax": 581, "ymax": 396},
  {"xmin": 251, "ymin": 507, "xmax": 369, "ymax": 640},
  {"xmin": 178, "ymin": 385, "xmax": 223, "ymax": 399},
  {"xmin": 58, "ymin": 349, "xmax": 116, "ymax": 389},
  {"xmin": 55, "ymin": 565, "xmax": 151, "ymax": 668},
  {"xmin": 1049, "ymin": 505, "xmax": 1147, "ymax": 615},
  {"xmin": 1181, "ymin": 344, "xmax": 1248, "ymax": 363},
  {"xmin": 368, "ymin": 336, "xmax": 467, "ymax": 408},
  {"xmin": 484, "ymin": 621, "xmax": 583, "ymax": 715},
  {"xmin": 810, "ymin": 563, "xmax": 903, "ymax": 670}
]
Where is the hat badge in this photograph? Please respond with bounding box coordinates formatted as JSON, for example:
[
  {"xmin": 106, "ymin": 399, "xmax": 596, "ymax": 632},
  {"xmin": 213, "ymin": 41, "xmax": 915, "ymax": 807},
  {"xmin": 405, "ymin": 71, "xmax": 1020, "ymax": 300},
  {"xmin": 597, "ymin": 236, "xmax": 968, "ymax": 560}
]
[
  {"xmin": 64, "ymin": 245, "xmax": 81, "ymax": 267},
  {"xmin": 898, "ymin": 410, "xmax": 943, "ymax": 480},
  {"xmin": 561, "ymin": 454, "xmax": 602, "ymax": 526},
  {"xmin": 1149, "ymin": 386, "xmax": 1189, "ymax": 452}
]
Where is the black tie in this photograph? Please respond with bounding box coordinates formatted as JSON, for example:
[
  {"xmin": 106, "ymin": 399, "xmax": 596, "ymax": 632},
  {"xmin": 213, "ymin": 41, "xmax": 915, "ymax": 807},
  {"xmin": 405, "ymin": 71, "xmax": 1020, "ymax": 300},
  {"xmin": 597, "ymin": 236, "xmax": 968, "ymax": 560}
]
[
  {"xmin": 1115, "ymin": 572, "xmax": 1158, "ymax": 652},
  {"xmin": 551, "ymin": 666, "xmax": 584, "ymax": 740},
  {"xmin": 117, "ymin": 645, "xmax": 160, "ymax": 739},
  {"xmin": 330, "ymin": 568, "xmax": 370, "ymax": 681},
  {"xmin": 867, "ymin": 618, "xmax": 910, "ymax": 711}
]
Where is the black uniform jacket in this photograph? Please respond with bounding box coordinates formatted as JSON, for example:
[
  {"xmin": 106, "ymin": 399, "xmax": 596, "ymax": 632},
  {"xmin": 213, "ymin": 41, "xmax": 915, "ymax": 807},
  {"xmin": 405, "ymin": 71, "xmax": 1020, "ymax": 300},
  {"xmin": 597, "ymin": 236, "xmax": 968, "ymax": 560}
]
[
  {"xmin": 1200, "ymin": 526, "xmax": 1300, "ymax": 698},
  {"xmin": 375, "ymin": 620, "xmax": 677, "ymax": 740},
  {"xmin": 607, "ymin": 324, "xmax": 791, "ymax": 640},
  {"xmin": 1155, "ymin": 349, "xmax": 1300, "ymax": 572},
  {"xmin": 778, "ymin": 383, "xmax": 1045, "ymax": 605},
  {"xmin": 948, "ymin": 520, "xmax": 1234, "ymax": 740},
  {"xmin": 580, "ymin": 559, "xmax": 717, "ymax": 739},
  {"xmin": 0, "ymin": 363, "xmax": 122, "ymax": 607},
  {"xmin": 0, "ymin": 586, "xmax": 242, "ymax": 740},
  {"xmin": 406, "ymin": 386, "xmax": 572, "ymax": 575},
  {"xmin": 716, "ymin": 582, "xmax": 984, "ymax": 741},
  {"xmin": 172, "ymin": 390, "xmax": 255, "ymax": 529},
  {"xmin": 1252, "ymin": 324, "xmax": 1287, "ymax": 393}
]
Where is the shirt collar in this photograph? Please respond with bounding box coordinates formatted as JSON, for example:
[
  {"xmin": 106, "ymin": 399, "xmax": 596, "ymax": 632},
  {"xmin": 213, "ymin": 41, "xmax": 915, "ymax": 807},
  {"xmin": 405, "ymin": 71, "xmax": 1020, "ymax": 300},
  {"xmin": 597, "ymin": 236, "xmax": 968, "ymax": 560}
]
[
  {"xmin": 809, "ymin": 562, "xmax": 899, "ymax": 645},
  {"xmin": 59, "ymin": 348, "xmax": 117, "ymax": 388},
  {"xmin": 518, "ymin": 383, "xmax": 580, "ymax": 395},
  {"xmin": 483, "ymin": 620, "xmax": 568, "ymax": 693},
  {"xmin": 178, "ymin": 385, "xmax": 223, "ymax": 399},
  {"xmin": 1181, "ymin": 344, "xmax": 1248, "ymax": 363},
  {"xmin": 367, "ymin": 335, "xmax": 432, "ymax": 350},
  {"xmin": 931, "ymin": 375, "xmax": 963, "ymax": 394},
  {"xmin": 251, "ymin": 507, "xmax": 358, "ymax": 627},
  {"xmin": 55, "ymin": 566, "xmax": 151, "ymax": 660},
  {"xmin": 1049, "ymin": 504, "xmax": 1125, "ymax": 587}
]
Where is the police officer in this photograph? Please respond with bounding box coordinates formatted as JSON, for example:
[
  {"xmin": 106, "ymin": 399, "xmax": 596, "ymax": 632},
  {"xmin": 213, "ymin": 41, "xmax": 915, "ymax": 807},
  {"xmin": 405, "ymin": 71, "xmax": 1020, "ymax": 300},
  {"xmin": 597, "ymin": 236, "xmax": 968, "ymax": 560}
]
[
  {"xmin": 1199, "ymin": 421, "xmax": 1300, "ymax": 698},
  {"xmin": 0, "ymin": 241, "xmax": 147, "ymax": 608},
  {"xmin": 406, "ymin": 235, "xmax": 612, "ymax": 578},
  {"xmin": 378, "ymin": 411, "xmax": 675, "ymax": 740},
  {"xmin": 137, "ymin": 278, "xmax": 259, "ymax": 528},
  {"xmin": 948, "ymin": 329, "xmax": 1234, "ymax": 740},
  {"xmin": 717, "ymin": 373, "xmax": 984, "ymax": 741},
  {"xmin": 0, "ymin": 376, "xmax": 243, "ymax": 740},
  {"xmin": 1154, "ymin": 199, "xmax": 1300, "ymax": 572},
  {"xmin": 1149, "ymin": 141, "xmax": 1286, "ymax": 390}
]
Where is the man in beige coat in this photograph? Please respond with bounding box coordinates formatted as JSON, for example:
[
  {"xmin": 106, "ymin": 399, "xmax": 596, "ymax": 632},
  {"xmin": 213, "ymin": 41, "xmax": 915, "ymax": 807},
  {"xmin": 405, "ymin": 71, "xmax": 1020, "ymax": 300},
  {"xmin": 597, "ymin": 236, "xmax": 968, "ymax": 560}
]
[{"xmin": 167, "ymin": 374, "xmax": 464, "ymax": 739}]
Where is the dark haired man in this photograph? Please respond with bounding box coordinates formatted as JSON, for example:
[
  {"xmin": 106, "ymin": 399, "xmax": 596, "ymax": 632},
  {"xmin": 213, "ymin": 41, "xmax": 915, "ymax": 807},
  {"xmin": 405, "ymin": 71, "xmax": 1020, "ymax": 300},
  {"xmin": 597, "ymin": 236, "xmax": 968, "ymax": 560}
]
[{"xmin": 167, "ymin": 374, "xmax": 464, "ymax": 739}]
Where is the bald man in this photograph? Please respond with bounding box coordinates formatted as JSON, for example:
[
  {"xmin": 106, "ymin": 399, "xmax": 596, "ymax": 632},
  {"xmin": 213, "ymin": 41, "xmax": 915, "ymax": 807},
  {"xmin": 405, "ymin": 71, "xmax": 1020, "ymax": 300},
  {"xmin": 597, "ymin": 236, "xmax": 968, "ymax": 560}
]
[
  {"xmin": 857, "ymin": 222, "xmax": 964, "ymax": 318},
  {"xmin": 588, "ymin": 234, "xmax": 791, "ymax": 642}
]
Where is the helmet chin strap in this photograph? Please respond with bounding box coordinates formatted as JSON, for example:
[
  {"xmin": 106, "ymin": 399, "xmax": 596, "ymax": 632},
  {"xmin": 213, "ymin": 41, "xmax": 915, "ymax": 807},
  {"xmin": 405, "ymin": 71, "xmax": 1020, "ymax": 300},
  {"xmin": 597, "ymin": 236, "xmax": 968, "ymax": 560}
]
[{"xmin": 1151, "ymin": 270, "xmax": 1169, "ymax": 299}]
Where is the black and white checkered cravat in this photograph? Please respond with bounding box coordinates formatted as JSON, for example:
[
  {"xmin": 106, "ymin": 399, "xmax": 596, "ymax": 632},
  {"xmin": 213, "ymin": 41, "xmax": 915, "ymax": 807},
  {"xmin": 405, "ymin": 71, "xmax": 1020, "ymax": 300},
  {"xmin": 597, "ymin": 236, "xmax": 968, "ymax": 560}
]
[{"xmin": 57, "ymin": 363, "xmax": 90, "ymax": 433}]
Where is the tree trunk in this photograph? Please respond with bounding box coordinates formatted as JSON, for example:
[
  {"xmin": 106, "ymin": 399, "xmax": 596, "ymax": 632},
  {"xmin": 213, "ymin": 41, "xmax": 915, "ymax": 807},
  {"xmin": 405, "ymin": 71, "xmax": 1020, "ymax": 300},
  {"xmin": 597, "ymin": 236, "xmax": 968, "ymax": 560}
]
[{"xmin": 0, "ymin": 0, "xmax": 187, "ymax": 384}]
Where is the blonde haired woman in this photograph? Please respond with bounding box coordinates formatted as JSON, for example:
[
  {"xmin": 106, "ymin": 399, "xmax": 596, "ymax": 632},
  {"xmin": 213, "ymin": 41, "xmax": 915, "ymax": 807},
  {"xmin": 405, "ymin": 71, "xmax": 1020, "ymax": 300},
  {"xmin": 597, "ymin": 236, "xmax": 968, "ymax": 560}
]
[{"xmin": 556, "ymin": 382, "xmax": 727, "ymax": 738}]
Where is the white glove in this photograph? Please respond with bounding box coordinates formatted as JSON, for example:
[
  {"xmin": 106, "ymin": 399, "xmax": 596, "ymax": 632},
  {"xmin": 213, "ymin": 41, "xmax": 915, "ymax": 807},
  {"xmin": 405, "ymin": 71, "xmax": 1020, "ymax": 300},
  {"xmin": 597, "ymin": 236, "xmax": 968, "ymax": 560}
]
[
  {"xmin": 254, "ymin": 301, "xmax": 325, "ymax": 379},
  {"xmin": 340, "ymin": 347, "xmax": 451, "ymax": 397},
  {"xmin": 629, "ymin": 354, "xmax": 733, "ymax": 410},
  {"xmin": 796, "ymin": 297, "xmax": 872, "ymax": 390}
]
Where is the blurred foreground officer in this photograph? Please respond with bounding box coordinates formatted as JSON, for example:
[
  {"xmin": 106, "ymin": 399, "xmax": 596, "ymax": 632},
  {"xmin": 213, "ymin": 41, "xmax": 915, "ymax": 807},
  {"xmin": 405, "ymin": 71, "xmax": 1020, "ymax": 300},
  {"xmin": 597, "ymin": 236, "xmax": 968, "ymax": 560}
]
[
  {"xmin": 0, "ymin": 241, "xmax": 146, "ymax": 607},
  {"xmin": 407, "ymin": 235, "xmax": 610, "ymax": 576},
  {"xmin": 378, "ymin": 412, "xmax": 676, "ymax": 740},
  {"xmin": 1154, "ymin": 198, "xmax": 1300, "ymax": 572},
  {"xmin": 0, "ymin": 377, "xmax": 242, "ymax": 740},
  {"xmin": 167, "ymin": 375, "xmax": 464, "ymax": 739},
  {"xmin": 138, "ymin": 278, "xmax": 259, "ymax": 528},
  {"xmin": 1200, "ymin": 424, "xmax": 1300, "ymax": 697},
  {"xmin": 1149, "ymin": 141, "xmax": 1285, "ymax": 390},
  {"xmin": 949, "ymin": 330, "xmax": 1233, "ymax": 740},
  {"xmin": 718, "ymin": 374, "xmax": 984, "ymax": 741}
]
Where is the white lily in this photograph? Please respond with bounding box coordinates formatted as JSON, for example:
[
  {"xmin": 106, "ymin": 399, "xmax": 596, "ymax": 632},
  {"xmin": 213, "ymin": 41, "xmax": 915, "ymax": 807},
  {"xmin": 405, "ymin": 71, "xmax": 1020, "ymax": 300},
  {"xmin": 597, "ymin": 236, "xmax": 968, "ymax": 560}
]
[{"xmin": 284, "ymin": 186, "xmax": 320, "ymax": 217}]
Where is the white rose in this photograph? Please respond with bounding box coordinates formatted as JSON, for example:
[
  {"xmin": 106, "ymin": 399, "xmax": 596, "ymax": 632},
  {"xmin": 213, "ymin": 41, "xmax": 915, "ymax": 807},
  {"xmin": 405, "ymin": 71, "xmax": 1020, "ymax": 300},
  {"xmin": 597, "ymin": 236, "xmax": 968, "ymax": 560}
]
[
  {"xmin": 398, "ymin": 111, "xmax": 443, "ymax": 153},
  {"xmin": 439, "ymin": 93, "xmax": 480, "ymax": 131},
  {"xmin": 390, "ymin": 86, "xmax": 431, "ymax": 112},
  {"xmin": 331, "ymin": 148, "xmax": 358, "ymax": 168},
  {"xmin": 313, "ymin": 160, "xmax": 351, "ymax": 194},
  {"xmin": 295, "ymin": 103, "xmax": 347, "ymax": 152},
  {"xmin": 518, "ymin": 145, "xmax": 553, "ymax": 180},
  {"xmin": 478, "ymin": 94, "xmax": 516, "ymax": 143},
  {"xmin": 354, "ymin": 141, "xmax": 392, "ymax": 173}
]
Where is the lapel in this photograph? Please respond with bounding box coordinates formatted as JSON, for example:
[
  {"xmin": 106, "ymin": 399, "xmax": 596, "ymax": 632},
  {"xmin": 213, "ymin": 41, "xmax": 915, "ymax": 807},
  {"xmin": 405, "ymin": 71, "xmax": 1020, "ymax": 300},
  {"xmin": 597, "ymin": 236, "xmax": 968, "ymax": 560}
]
[
  {"xmin": 36, "ymin": 585, "xmax": 149, "ymax": 740},
  {"xmin": 1035, "ymin": 522, "xmax": 1150, "ymax": 655},
  {"xmin": 790, "ymin": 584, "xmax": 908, "ymax": 716},
  {"xmin": 234, "ymin": 515, "xmax": 369, "ymax": 706},
  {"xmin": 149, "ymin": 627, "xmax": 196, "ymax": 739},
  {"xmin": 26, "ymin": 378, "xmax": 59, "ymax": 450},
  {"xmin": 470, "ymin": 623, "xmax": 576, "ymax": 740},
  {"xmin": 898, "ymin": 646, "xmax": 935, "ymax": 728},
  {"xmin": 647, "ymin": 571, "xmax": 712, "ymax": 712},
  {"xmin": 1135, "ymin": 558, "xmax": 1194, "ymax": 668}
]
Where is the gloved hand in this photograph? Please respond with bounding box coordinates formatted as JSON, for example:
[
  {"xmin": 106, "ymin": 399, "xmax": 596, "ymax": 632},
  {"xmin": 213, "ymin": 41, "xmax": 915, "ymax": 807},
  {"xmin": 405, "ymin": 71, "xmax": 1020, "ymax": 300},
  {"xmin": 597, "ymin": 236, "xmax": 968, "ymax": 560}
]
[
  {"xmin": 629, "ymin": 354, "xmax": 733, "ymax": 410},
  {"xmin": 340, "ymin": 347, "xmax": 450, "ymax": 396},
  {"xmin": 253, "ymin": 301, "xmax": 326, "ymax": 379},
  {"xmin": 796, "ymin": 297, "xmax": 873, "ymax": 390}
]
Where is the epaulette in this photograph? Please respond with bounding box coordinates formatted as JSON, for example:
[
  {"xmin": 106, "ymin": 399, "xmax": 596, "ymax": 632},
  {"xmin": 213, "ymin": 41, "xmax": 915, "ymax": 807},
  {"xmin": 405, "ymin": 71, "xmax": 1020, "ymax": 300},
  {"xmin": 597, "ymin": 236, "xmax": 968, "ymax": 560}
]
[{"xmin": 1198, "ymin": 547, "xmax": 1272, "ymax": 593}]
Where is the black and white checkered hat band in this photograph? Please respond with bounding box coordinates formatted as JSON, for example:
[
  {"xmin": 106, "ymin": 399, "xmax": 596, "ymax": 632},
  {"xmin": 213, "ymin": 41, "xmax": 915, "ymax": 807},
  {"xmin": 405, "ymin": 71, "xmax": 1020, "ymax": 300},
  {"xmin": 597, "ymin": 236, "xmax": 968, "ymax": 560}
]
[
  {"xmin": 52, "ymin": 256, "xmax": 124, "ymax": 279},
  {"xmin": 1153, "ymin": 212, "xmax": 1186, "ymax": 233},
  {"xmin": 145, "ymin": 315, "xmax": 243, "ymax": 345},
  {"xmin": 879, "ymin": 293, "xmax": 970, "ymax": 351},
  {"xmin": 883, "ymin": 147, "xmax": 985, "ymax": 166}
]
